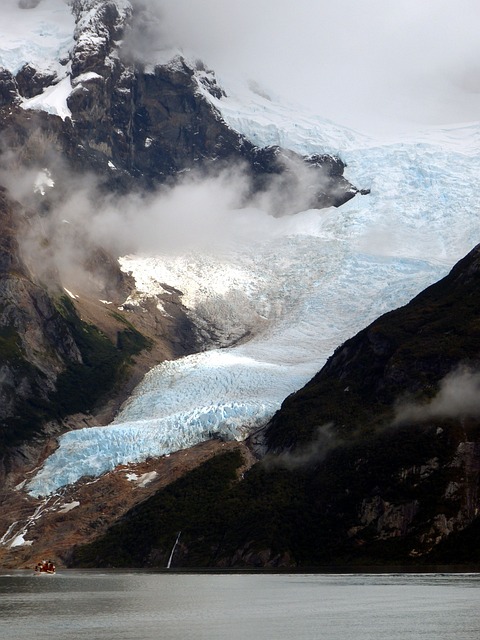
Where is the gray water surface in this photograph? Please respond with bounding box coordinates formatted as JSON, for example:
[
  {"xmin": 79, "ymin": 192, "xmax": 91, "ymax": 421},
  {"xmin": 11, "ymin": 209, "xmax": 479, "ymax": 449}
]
[{"xmin": 1, "ymin": 571, "xmax": 479, "ymax": 640}]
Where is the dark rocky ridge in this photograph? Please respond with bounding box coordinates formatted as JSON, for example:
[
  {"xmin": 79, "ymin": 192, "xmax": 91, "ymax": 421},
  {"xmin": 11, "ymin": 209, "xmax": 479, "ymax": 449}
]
[{"xmin": 266, "ymin": 244, "xmax": 480, "ymax": 451}]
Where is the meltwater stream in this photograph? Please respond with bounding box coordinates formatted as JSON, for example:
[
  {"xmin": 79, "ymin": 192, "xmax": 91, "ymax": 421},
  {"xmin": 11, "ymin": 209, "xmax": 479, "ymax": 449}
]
[{"xmin": 26, "ymin": 91, "xmax": 480, "ymax": 497}]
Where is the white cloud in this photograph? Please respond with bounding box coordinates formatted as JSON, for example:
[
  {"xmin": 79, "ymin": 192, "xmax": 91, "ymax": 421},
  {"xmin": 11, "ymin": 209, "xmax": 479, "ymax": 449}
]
[
  {"xmin": 394, "ymin": 366, "xmax": 480, "ymax": 425},
  {"xmin": 133, "ymin": 0, "xmax": 480, "ymax": 134}
]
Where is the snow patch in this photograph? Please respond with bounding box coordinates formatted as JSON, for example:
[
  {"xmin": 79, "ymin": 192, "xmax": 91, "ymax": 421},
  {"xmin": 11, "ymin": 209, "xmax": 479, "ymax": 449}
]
[
  {"xmin": 21, "ymin": 75, "xmax": 72, "ymax": 120},
  {"xmin": 63, "ymin": 288, "xmax": 78, "ymax": 300},
  {"xmin": 10, "ymin": 534, "xmax": 33, "ymax": 548},
  {"xmin": 126, "ymin": 471, "xmax": 158, "ymax": 488},
  {"xmin": 72, "ymin": 71, "xmax": 103, "ymax": 85},
  {"xmin": 34, "ymin": 168, "xmax": 55, "ymax": 196},
  {"xmin": 57, "ymin": 501, "xmax": 80, "ymax": 514}
]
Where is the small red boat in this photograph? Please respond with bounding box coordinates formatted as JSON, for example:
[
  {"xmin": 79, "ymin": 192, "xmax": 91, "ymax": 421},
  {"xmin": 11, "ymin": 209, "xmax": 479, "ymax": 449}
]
[{"xmin": 34, "ymin": 560, "xmax": 56, "ymax": 574}]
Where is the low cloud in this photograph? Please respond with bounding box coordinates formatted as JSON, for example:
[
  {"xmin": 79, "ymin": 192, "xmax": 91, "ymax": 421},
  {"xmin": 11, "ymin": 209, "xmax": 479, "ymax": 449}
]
[
  {"xmin": 2, "ymin": 145, "xmax": 335, "ymax": 293},
  {"xmin": 393, "ymin": 366, "xmax": 480, "ymax": 425},
  {"xmin": 11, "ymin": 164, "xmax": 249, "ymax": 289},
  {"xmin": 262, "ymin": 423, "xmax": 339, "ymax": 471}
]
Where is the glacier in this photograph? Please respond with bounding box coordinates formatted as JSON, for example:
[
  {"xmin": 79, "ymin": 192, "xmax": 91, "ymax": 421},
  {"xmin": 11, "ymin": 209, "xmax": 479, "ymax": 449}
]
[
  {"xmin": 0, "ymin": 0, "xmax": 74, "ymax": 76},
  {"xmin": 26, "ymin": 84, "xmax": 480, "ymax": 496}
]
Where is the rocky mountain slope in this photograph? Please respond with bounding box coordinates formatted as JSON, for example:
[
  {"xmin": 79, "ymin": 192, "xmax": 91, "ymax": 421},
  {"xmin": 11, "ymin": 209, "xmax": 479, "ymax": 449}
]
[{"xmin": 0, "ymin": 179, "xmax": 197, "ymax": 475}]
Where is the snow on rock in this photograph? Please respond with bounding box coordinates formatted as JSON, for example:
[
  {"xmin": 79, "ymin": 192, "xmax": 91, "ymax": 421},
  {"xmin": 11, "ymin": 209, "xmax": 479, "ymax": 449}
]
[
  {"xmin": 21, "ymin": 74, "xmax": 72, "ymax": 119},
  {"xmin": 33, "ymin": 168, "xmax": 55, "ymax": 195},
  {"xmin": 10, "ymin": 534, "xmax": 33, "ymax": 548},
  {"xmin": 71, "ymin": 70, "xmax": 104, "ymax": 85},
  {"xmin": 70, "ymin": 0, "xmax": 132, "ymax": 76},
  {"xmin": 0, "ymin": 1, "xmax": 134, "ymax": 117},
  {"xmin": 0, "ymin": 496, "xmax": 63, "ymax": 547},
  {"xmin": 25, "ymin": 71, "xmax": 480, "ymax": 498},
  {"xmin": 63, "ymin": 287, "xmax": 78, "ymax": 300},
  {"xmin": 57, "ymin": 501, "xmax": 80, "ymax": 513},
  {"xmin": 125, "ymin": 471, "xmax": 158, "ymax": 488}
]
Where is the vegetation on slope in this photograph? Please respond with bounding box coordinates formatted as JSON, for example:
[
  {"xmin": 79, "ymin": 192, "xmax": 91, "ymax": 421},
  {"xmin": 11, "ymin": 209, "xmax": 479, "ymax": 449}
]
[
  {"xmin": 52, "ymin": 297, "xmax": 151, "ymax": 417},
  {"xmin": 70, "ymin": 450, "xmax": 246, "ymax": 568},
  {"xmin": 70, "ymin": 419, "xmax": 479, "ymax": 568},
  {"xmin": 0, "ymin": 295, "xmax": 151, "ymax": 450}
]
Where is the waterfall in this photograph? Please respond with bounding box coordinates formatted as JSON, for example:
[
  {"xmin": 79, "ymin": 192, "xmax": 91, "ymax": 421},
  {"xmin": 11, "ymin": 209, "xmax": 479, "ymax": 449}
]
[{"xmin": 166, "ymin": 531, "xmax": 181, "ymax": 568}]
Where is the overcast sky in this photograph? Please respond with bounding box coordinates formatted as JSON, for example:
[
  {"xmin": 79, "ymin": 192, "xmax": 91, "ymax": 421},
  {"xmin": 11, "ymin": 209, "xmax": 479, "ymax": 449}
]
[{"xmin": 146, "ymin": 0, "xmax": 480, "ymax": 134}]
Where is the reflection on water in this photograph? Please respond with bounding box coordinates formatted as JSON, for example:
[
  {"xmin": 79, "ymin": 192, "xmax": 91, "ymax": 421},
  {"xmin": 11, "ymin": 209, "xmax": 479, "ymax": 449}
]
[{"xmin": 1, "ymin": 571, "xmax": 479, "ymax": 640}]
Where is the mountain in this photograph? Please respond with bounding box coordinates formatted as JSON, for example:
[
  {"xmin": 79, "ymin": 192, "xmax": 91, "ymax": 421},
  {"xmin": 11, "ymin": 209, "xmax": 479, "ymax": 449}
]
[
  {"xmin": 0, "ymin": 0, "xmax": 358, "ymax": 463},
  {"xmin": 0, "ymin": 0, "xmax": 479, "ymax": 569}
]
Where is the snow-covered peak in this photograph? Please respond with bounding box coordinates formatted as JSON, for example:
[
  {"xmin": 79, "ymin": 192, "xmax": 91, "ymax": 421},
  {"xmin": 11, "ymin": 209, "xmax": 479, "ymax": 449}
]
[
  {"xmin": 70, "ymin": 0, "xmax": 132, "ymax": 75},
  {"xmin": 7, "ymin": 0, "xmax": 134, "ymax": 118},
  {"xmin": 5, "ymin": 0, "xmax": 480, "ymax": 501}
]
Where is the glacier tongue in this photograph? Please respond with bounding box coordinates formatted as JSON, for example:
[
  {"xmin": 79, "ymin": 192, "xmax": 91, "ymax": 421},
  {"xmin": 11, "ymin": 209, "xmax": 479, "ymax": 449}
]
[{"xmin": 26, "ymin": 95, "xmax": 480, "ymax": 497}]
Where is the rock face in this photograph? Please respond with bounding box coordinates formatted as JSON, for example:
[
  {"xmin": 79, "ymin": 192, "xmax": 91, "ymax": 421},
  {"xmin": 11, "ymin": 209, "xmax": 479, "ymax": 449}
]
[
  {"xmin": 0, "ymin": 180, "xmax": 198, "ymax": 477},
  {"xmin": 0, "ymin": 70, "xmax": 19, "ymax": 107},
  {"xmin": 65, "ymin": 0, "xmax": 358, "ymax": 203},
  {"xmin": 15, "ymin": 64, "xmax": 58, "ymax": 100},
  {"xmin": 257, "ymin": 244, "xmax": 480, "ymax": 564},
  {"xmin": 0, "ymin": 189, "xmax": 80, "ymax": 455},
  {"xmin": 1, "ymin": 0, "xmax": 359, "ymax": 203}
]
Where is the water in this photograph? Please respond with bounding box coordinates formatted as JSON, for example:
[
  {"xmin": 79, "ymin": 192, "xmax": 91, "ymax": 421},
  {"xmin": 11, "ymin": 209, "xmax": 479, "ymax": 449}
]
[{"xmin": 0, "ymin": 571, "xmax": 479, "ymax": 640}]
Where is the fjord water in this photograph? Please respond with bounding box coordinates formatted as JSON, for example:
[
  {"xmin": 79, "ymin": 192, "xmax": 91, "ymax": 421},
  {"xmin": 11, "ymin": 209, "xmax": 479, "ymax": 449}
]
[{"xmin": 1, "ymin": 572, "xmax": 479, "ymax": 640}]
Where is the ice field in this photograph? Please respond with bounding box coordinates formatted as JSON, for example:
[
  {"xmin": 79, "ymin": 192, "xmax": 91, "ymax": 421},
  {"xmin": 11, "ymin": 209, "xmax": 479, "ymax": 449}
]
[{"xmin": 26, "ymin": 78, "xmax": 480, "ymax": 496}]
